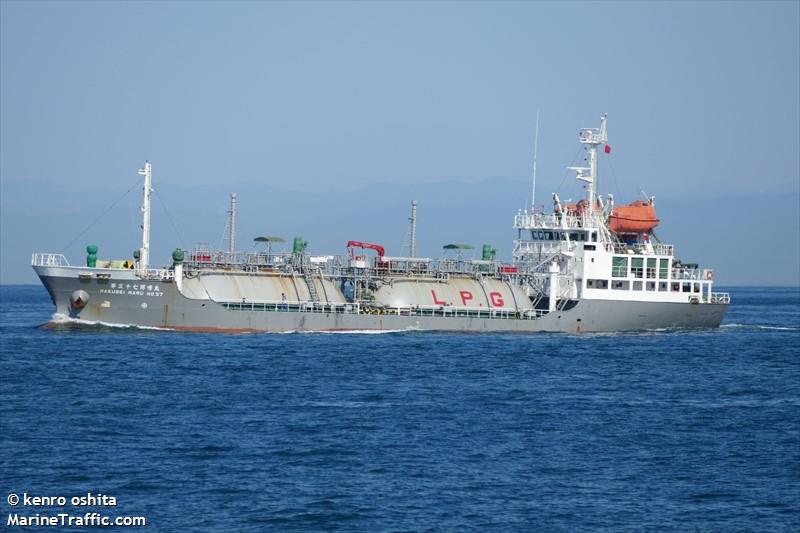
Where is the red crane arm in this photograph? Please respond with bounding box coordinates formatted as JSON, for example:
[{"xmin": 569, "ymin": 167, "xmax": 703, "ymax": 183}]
[{"xmin": 346, "ymin": 241, "xmax": 385, "ymax": 257}]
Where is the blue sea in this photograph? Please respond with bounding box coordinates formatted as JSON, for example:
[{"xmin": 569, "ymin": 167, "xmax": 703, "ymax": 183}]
[{"xmin": 1, "ymin": 285, "xmax": 798, "ymax": 531}]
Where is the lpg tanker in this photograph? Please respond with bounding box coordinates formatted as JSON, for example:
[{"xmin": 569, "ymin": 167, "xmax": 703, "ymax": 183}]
[{"xmin": 32, "ymin": 116, "xmax": 729, "ymax": 333}]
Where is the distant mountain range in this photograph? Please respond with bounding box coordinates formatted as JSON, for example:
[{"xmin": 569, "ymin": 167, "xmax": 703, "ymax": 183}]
[{"xmin": 2, "ymin": 176, "xmax": 798, "ymax": 286}]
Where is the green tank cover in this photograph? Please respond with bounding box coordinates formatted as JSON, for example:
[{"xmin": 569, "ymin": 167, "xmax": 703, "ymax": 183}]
[
  {"xmin": 293, "ymin": 237, "xmax": 308, "ymax": 254},
  {"xmin": 172, "ymin": 249, "xmax": 185, "ymax": 263},
  {"xmin": 482, "ymin": 244, "xmax": 496, "ymax": 261},
  {"xmin": 86, "ymin": 244, "xmax": 98, "ymax": 267}
]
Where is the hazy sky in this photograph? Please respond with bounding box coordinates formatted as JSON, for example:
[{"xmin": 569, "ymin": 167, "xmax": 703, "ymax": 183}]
[{"xmin": 1, "ymin": 1, "xmax": 798, "ymax": 284}]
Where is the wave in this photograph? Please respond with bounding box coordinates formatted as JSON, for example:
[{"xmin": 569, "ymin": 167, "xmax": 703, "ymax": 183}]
[
  {"xmin": 47, "ymin": 313, "xmax": 174, "ymax": 331},
  {"xmin": 721, "ymin": 323, "xmax": 798, "ymax": 331}
]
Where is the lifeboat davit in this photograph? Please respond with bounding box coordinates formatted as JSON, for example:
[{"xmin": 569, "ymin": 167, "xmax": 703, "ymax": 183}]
[{"xmin": 609, "ymin": 200, "xmax": 659, "ymax": 234}]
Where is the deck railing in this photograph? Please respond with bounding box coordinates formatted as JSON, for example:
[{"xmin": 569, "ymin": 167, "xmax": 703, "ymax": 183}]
[
  {"xmin": 671, "ymin": 268, "xmax": 701, "ymax": 280},
  {"xmin": 222, "ymin": 301, "xmax": 361, "ymax": 314},
  {"xmin": 514, "ymin": 213, "xmax": 596, "ymax": 230},
  {"xmin": 222, "ymin": 300, "xmax": 549, "ymax": 320},
  {"xmin": 137, "ymin": 268, "xmax": 175, "ymax": 281},
  {"xmin": 710, "ymin": 292, "xmax": 731, "ymax": 304},
  {"xmin": 604, "ymin": 242, "xmax": 674, "ymax": 256},
  {"xmin": 31, "ymin": 253, "xmax": 70, "ymax": 267}
]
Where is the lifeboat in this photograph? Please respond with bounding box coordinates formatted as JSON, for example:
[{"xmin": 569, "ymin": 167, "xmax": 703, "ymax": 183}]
[{"xmin": 609, "ymin": 200, "xmax": 659, "ymax": 234}]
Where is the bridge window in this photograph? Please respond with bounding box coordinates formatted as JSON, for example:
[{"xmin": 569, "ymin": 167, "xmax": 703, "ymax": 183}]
[
  {"xmin": 646, "ymin": 281, "xmax": 657, "ymax": 291},
  {"xmin": 633, "ymin": 281, "xmax": 643, "ymax": 290},
  {"xmin": 612, "ymin": 280, "xmax": 630, "ymax": 290},
  {"xmin": 612, "ymin": 256, "xmax": 628, "ymax": 277},
  {"xmin": 647, "ymin": 258, "xmax": 657, "ymax": 279},
  {"xmin": 631, "ymin": 257, "xmax": 644, "ymax": 278},
  {"xmin": 659, "ymin": 258, "xmax": 669, "ymax": 279},
  {"xmin": 659, "ymin": 282, "xmax": 668, "ymax": 291}
]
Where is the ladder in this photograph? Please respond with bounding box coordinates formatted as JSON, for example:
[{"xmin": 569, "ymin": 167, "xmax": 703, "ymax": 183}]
[{"xmin": 303, "ymin": 271, "xmax": 319, "ymax": 302}]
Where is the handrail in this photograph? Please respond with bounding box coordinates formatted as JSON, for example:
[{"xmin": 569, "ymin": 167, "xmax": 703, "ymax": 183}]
[
  {"xmin": 604, "ymin": 242, "xmax": 674, "ymax": 256},
  {"xmin": 671, "ymin": 268, "xmax": 700, "ymax": 280},
  {"xmin": 221, "ymin": 300, "xmax": 550, "ymax": 320},
  {"xmin": 710, "ymin": 292, "xmax": 730, "ymax": 304},
  {"xmin": 514, "ymin": 213, "xmax": 599, "ymax": 230},
  {"xmin": 31, "ymin": 253, "xmax": 70, "ymax": 267},
  {"xmin": 137, "ymin": 268, "xmax": 175, "ymax": 280}
]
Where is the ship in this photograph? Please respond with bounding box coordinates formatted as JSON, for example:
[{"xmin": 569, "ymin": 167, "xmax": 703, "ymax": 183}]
[{"xmin": 32, "ymin": 115, "xmax": 730, "ymax": 333}]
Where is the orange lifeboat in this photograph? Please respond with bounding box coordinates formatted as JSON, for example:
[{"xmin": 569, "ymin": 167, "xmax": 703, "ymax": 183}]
[{"xmin": 609, "ymin": 200, "xmax": 659, "ymax": 234}]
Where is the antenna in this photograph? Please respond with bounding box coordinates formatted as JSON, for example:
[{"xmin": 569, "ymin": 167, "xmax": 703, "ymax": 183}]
[
  {"xmin": 531, "ymin": 109, "xmax": 540, "ymax": 213},
  {"xmin": 410, "ymin": 200, "xmax": 417, "ymax": 258}
]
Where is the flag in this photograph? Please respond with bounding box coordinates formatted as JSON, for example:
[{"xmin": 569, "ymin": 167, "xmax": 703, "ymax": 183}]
[{"xmin": 604, "ymin": 144, "xmax": 612, "ymax": 154}]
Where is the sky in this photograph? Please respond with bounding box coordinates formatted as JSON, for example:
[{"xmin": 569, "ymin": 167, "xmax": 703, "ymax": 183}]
[{"xmin": 1, "ymin": 1, "xmax": 799, "ymax": 285}]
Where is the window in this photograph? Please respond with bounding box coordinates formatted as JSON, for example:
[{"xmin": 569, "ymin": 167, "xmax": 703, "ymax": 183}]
[
  {"xmin": 659, "ymin": 282, "xmax": 668, "ymax": 292},
  {"xmin": 612, "ymin": 280, "xmax": 630, "ymax": 290},
  {"xmin": 646, "ymin": 281, "xmax": 657, "ymax": 291},
  {"xmin": 612, "ymin": 256, "xmax": 628, "ymax": 278},
  {"xmin": 682, "ymin": 283, "xmax": 691, "ymax": 293},
  {"xmin": 647, "ymin": 258, "xmax": 657, "ymax": 279},
  {"xmin": 587, "ymin": 279, "xmax": 608, "ymax": 289},
  {"xmin": 570, "ymin": 233, "xmax": 578, "ymax": 241},
  {"xmin": 633, "ymin": 281, "xmax": 643, "ymax": 290},
  {"xmin": 672, "ymin": 283, "xmax": 680, "ymax": 292},
  {"xmin": 631, "ymin": 257, "xmax": 644, "ymax": 278},
  {"xmin": 544, "ymin": 231, "xmax": 552, "ymax": 240},
  {"xmin": 693, "ymin": 283, "xmax": 701, "ymax": 293},
  {"xmin": 659, "ymin": 258, "xmax": 669, "ymax": 279},
  {"xmin": 591, "ymin": 232, "xmax": 597, "ymax": 242}
]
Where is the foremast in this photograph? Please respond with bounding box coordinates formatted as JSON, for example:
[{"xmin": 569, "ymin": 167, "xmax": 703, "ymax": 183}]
[{"xmin": 137, "ymin": 161, "xmax": 153, "ymax": 273}]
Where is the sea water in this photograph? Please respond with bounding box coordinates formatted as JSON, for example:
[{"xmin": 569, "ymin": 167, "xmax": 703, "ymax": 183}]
[{"xmin": 1, "ymin": 285, "xmax": 798, "ymax": 531}]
